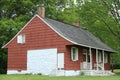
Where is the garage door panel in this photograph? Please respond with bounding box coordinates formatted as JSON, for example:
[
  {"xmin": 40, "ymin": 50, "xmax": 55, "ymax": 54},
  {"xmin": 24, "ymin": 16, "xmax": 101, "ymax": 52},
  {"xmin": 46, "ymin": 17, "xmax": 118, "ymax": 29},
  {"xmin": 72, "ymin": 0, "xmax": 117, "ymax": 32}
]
[{"xmin": 27, "ymin": 48, "xmax": 57, "ymax": 75}]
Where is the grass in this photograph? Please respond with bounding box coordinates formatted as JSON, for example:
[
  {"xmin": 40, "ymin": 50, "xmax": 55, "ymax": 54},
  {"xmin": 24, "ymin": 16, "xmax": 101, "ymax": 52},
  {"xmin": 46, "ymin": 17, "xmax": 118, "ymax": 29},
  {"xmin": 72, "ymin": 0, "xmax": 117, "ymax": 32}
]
[{"xmin": 0, "ymin": 70, "xmax": 120, "ymax": 80}]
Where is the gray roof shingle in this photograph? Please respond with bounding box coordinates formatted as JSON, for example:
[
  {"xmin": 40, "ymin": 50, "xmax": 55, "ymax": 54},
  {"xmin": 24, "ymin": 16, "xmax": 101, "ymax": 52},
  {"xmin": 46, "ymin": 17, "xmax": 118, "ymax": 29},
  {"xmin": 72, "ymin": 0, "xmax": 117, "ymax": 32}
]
[{"xmin": 44, "ymin": 18, "xmax": 115, "ymax": 52}]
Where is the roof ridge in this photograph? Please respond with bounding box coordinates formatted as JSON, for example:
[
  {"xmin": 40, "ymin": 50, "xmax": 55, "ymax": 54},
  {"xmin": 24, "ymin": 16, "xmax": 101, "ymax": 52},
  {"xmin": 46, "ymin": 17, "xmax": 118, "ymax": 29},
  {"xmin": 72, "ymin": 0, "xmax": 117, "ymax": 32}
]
[{"xmin": 44, "ymin": 18, "xmax": 88, "ymax": 30}]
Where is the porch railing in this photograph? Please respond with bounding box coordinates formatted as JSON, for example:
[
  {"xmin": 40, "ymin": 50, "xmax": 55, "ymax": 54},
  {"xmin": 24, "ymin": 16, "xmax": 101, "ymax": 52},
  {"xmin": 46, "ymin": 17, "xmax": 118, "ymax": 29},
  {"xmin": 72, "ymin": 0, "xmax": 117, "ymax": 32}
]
[
  {"xmin": 80, "ymin": 62, "xmax": 90, "ymax": 70},
  {"xmin": 94, "ymin": 62, "xmax": 104, "ymax": 70},
  {"xmin": 81, "ymin": 62, "xmax": 104, "ymax": 70}
]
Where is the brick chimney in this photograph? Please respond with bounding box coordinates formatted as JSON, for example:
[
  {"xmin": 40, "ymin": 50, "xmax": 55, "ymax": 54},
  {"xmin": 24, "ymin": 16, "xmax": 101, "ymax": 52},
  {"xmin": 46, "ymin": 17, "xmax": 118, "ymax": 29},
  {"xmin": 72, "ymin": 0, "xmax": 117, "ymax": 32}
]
[
  {"xmin": 37, "ymin": 6, "xmax": 45, "ymax": 18},
  {"xmin": 73, "ymin": 21, "xmax": 80, "ymax": 27}
]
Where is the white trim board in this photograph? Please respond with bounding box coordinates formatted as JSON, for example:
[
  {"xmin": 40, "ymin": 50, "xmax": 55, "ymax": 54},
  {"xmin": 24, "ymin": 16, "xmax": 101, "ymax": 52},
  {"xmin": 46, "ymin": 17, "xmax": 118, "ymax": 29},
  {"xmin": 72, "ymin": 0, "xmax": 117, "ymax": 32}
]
[{"xmin": 7, "ymin": 70, "xmax": 28, "ymax": 74}]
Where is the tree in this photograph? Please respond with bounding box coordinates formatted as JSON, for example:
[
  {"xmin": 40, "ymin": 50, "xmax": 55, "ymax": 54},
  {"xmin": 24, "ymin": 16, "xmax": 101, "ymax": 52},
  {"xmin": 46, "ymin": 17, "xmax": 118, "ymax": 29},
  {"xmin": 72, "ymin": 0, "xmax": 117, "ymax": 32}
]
[
  {"xmin": 76, "ymin": 0, "xmax": 120, "ymax": 67},
  {"xmin": 98, "ymin": 0, "xmax": 120, "ymax": 40},
  {"xmin": 0, "ymin": 16, "xmax": 27, "ymax": 73}
]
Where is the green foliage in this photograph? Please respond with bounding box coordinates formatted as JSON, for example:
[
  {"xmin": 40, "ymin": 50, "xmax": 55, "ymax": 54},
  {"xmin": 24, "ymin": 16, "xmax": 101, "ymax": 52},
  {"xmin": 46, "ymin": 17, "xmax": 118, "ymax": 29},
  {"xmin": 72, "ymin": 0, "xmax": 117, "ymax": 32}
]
[
  {"xmin": 0, "ymin": 17, "xmax": 27, "ymax": 74},
  {"xmin": 57, "ymin": 8, "xmax": 79, "ymax": 24},
  {"xmin": 0, "ymin": 0, "xmax": 35, "ymax": 18},
  {"xmin": 0, "ymin": 50, "xmax": 7, "ymax": 74},
  {"xmin": 76, "ymin": 0, "xmax": 120, "ymax": 67},
  {"xmin": 56, "ymin": 1, "xmax": 79, "ymax": 24}
]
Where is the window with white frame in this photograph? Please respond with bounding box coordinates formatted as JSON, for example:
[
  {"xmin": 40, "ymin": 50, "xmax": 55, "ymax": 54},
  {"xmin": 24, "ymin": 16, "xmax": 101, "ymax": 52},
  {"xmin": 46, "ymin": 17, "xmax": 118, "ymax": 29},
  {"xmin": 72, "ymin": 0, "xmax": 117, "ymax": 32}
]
[
  {"xmin": 104, "ymin": 53, "xmax": 108, "ymax": 63},
  {"xmin": 17, "ymin": 35, "xmax": 26, "ymax": 44},
  {"xmin": 71, "ymin": 47, "xmax": 78, "ymax": 61}
]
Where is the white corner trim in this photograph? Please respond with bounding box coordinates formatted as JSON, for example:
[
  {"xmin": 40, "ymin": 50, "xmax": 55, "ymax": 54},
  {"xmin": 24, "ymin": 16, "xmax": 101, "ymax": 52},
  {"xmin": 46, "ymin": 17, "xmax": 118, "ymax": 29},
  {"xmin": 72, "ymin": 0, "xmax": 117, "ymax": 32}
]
[{"xmin": 2, "ymin": 15, "xmax": 38, "ymax": 48}]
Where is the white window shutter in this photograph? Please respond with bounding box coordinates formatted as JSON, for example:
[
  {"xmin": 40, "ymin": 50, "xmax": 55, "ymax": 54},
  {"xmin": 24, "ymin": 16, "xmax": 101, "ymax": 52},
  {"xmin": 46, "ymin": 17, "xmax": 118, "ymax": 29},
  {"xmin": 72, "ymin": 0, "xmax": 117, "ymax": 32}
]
[
  {"xmin": 22, "ymin": 35, "xmax": 25, "ymax": 43},
  {"xmin": 76, "ymin": 48, "xmax": 78, "ymax": 60},
  {"xmin": 71, "ymin": 47, "xmax": 73, "ymax": 61}
]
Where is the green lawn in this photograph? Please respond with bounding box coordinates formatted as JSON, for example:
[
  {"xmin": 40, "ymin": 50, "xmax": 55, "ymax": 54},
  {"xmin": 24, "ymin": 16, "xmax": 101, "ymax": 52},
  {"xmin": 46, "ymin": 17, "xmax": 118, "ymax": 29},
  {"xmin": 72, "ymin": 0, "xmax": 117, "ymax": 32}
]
[{"xmin": 0, "ymin": 70, "xmax": 120, "ymax": 80}]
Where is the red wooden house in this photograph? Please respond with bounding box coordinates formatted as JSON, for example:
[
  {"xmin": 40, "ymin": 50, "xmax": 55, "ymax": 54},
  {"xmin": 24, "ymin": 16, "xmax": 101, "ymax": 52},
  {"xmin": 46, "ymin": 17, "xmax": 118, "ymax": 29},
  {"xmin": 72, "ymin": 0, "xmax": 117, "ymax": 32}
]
[{"xmin": 2, "ymin": 7, "xmax": 115, "ymax": 76}]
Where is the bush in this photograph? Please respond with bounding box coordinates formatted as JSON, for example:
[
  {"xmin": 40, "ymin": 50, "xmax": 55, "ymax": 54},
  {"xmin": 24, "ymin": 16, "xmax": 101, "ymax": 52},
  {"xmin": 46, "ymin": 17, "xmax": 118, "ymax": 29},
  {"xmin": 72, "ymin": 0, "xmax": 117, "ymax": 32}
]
[
  {"xmin": 80, "ymin": 72, "xmax": 85, "ymax": 76},
  {"xmin": 0, "ymin": 69, "xmax": 6, "ymax": 74},
  {"xmin": 111, "ymin": 64, "xmax": 120, "ymax": 69}
]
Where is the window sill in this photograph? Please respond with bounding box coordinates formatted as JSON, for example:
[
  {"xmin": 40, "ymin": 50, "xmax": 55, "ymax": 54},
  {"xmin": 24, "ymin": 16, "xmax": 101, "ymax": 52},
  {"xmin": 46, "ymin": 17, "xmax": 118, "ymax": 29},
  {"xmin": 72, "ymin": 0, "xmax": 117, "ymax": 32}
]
[
  {"xmin": 17, "ymin": 43, "xmax": 25, "ymax": 44},
  {"xmin": 72, "ymin": 60, "xmax": 78, "ymax": 61}
]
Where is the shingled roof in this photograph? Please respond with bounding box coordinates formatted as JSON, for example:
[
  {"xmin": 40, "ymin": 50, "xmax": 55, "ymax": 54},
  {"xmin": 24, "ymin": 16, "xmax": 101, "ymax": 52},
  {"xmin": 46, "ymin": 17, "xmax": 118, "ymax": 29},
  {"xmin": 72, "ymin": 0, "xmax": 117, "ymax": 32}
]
[{"xmin": 43, "ymin": 18, "xmax": 115, "ymax": 52}]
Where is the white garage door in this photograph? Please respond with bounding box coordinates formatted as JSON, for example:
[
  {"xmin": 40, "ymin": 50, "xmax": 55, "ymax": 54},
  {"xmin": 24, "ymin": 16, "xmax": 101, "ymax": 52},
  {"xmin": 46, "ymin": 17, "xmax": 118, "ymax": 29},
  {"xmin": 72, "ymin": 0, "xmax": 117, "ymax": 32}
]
[{"xmin": 27, "ymin": 48, "xmax": 57, "ymax": 75}]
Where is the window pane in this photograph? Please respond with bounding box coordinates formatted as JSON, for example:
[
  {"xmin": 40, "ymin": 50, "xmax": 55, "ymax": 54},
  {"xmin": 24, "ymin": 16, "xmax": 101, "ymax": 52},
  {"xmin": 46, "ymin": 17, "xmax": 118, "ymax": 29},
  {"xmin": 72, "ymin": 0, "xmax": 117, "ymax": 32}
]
[
  {"xmin": 83, "ymin": 49, "xmax": 87, "ymax": 54},
  {"xmin": 83, "ymin": 49, "xmax": 87, "ymax": 62},
  {"xmin": 73, "ymin": 48, "xmax": 76, "ymax": 60},
  {"xmin": 22, "ymin": 35, "xmax": 25, "ymax": 43},
  {"xmin": 83, "ymin": 55, "xmax": 86, "ymax": 61},
  {"xmin": 104, "ymin": 53, "xmax": 108, "ymax": 63},
  {"xmin": 71, "ymin": 47, "xmax": 78, "ymax": 61}
]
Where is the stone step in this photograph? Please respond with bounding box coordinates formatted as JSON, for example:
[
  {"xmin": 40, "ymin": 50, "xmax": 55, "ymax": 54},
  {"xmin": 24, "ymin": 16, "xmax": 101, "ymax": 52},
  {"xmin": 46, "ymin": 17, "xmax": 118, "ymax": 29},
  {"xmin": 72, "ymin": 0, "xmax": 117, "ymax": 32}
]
[{"xmin": 93, "ymin": 71, "xmax": 115, "ymax": 76}]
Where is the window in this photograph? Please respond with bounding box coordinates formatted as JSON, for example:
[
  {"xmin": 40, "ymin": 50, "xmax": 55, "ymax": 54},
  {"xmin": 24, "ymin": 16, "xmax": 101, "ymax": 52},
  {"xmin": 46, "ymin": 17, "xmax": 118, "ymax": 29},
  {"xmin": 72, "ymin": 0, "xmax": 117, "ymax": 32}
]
[
  {"xmin": 17, "ymin": 35, "xmax": 26, "ymax": 44},
  {"xmin": 71, "ymin": 47, "xmax": 78, "ymax": 61},
  {"xmin": 83, "ymin": 49, "xmax": 87, "ymax": 62},
  {"xmin": 83, "ymin": 49, "xmax": 90, "ymax": 62},
  {"xmin": 104, "ymin": 53, "xmax": 108, "ymax": 63}
]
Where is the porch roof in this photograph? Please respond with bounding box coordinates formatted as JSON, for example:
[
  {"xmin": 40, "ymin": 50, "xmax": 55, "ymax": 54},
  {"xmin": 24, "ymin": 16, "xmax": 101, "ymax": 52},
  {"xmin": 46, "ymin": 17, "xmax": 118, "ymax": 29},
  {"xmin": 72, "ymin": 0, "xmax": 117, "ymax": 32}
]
[{"xmin": 44, "ymin": 18, "xmax": 115, "ymax": 52}]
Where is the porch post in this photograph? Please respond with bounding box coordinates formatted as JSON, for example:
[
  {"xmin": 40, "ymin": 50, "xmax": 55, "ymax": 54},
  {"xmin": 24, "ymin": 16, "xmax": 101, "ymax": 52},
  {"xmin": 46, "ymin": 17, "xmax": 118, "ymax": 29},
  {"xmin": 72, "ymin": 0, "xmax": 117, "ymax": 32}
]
[
  {"xmin": 89, "ymin": 47, "xmax": 92, "ymax": 70},
  {"xmin": 102, "ymin": 50, "xmax": 105, "ymax": 70},
  {"xmin": 96, "ymin": 49, "xmax": 98, "ymax": 70}
]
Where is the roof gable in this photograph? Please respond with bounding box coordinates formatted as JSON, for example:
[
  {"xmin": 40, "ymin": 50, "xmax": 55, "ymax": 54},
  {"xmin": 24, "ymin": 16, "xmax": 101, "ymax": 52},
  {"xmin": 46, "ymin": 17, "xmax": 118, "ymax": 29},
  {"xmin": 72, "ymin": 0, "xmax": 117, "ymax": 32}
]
[{"xmin": 2, "ymin": 15, "xmax": 38, "ymax": 48}]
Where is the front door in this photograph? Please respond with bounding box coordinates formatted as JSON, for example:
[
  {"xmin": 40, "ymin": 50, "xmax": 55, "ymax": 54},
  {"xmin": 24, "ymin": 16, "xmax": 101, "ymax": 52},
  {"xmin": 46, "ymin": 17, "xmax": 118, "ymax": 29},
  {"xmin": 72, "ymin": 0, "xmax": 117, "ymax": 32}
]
[
  {"xmin": 83, "ymin": 49, "xmax": 90, "ymax": 69},
  {"xmin": 58, "ymin": 53, "xmax": 64, "ymax": 69}
]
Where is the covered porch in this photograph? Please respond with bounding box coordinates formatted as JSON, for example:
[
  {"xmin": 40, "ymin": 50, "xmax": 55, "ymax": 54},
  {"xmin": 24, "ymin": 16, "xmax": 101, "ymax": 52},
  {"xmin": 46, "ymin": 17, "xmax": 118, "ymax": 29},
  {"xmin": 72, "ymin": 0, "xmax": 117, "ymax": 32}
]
[
  {"xmin": 80, "ymin": 48, "xmax": 114, "ymax": 76},
  {"xmin": 80, "ymin": 48, "xmax": 109, "ymax": 71}
]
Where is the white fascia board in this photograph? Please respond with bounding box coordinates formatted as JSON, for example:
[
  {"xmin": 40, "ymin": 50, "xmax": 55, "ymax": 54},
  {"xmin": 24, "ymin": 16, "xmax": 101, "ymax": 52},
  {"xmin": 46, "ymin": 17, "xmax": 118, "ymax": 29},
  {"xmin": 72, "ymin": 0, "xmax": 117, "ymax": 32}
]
[{"xmin": 2, "ymin": 15, "xmax": 37, "ymax": 48}]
